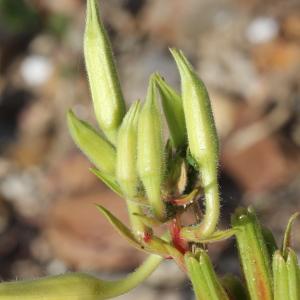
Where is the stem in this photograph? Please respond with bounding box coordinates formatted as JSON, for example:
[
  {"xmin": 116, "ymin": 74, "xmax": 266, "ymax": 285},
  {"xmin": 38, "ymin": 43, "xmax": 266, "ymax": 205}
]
[{"xmin": 0, "ymin": 255, "xmax": 162, "ymax": 300}]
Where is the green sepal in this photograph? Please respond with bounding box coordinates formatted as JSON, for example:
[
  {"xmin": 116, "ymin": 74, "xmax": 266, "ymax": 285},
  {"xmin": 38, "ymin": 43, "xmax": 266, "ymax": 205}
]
[
  {"xmin": 185, "ymin": 251, "xmax": 229, "ymax": 300},
  {"xmin": 0, "ymin": 255, "xmax": 163, "ymax": 300},
  {"xmin": 181, "ymin": 229, "xmax": 236, "ymax": 244},
  {"xmin": 90, "ymin": 167, "xmax": 123, "ymax": 197},
  {"xmin": 67, "ymin": 110, "xmax": 116, "ymax": 176},
  {"xmin": 84, "ymin": 0, "xmax": 126, "ymax": 144},
  {"xmin": 273, "ymin": 250, "xmax": 290, "ymax": 300},
  {"xmin": 231, "ymin": 207, "xmax": 273, "ymax": 300},
  {"xmin": 282, "ymin": 212, "xmax": 299, "ymax": 258},
  {"xmin": 221, "ymin": 275, "xmax": 249, "ymax": 300},
  {"xmin": 154, "ymin": 73, "xmax": 186, "ymax": 149}
]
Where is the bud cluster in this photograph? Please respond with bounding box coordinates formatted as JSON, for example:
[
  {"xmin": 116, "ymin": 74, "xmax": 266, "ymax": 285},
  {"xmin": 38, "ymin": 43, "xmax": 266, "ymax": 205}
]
[{"xmin": 68, "ymin": 0, "xmax": 222, "ymax": 258}]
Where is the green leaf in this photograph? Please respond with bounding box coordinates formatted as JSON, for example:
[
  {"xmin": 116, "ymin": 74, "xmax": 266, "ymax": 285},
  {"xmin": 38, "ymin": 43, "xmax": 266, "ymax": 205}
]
[
  {"xmin": 231, "ymin": 207, "xmax": 273, "ymax": 300},
  {"xmin": 154, "ymin": 73, "xmax": 186, "ymax": 149},
  {"xmin": 67, "ymin": 110, "xmax": 116, "ymax": 176},
  {"xmin": 84, "ymin": 0, "xmax": 126, "ymax": 144},
  {"xmin": 96, "ymin": 204, "xmax": 143, "ymax": 250},
  {"xmin": 90, "ymin": 167, "xmax": 123, "ymax": 197}
]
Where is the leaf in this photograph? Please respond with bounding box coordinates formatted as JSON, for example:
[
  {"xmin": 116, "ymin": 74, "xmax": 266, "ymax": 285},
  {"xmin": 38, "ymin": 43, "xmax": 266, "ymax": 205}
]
[
  {"xmin": 95, "ymin": 204, "xmax": 142, "ymax": 250},
  {"xmin": 90, "ymin": 167, "xmax": 123, "ymax": 197},
  {"xmin": 67, "ymin": 110, "xmax": 116, "ymax": 175}
]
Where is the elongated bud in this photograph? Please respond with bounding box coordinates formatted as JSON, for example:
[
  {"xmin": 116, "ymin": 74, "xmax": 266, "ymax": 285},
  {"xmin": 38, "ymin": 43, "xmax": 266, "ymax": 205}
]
[
  {"xmin": 231, "ymin": 207, "xmax": 273, "ymax": 300},
  {"xmin": 84, "ymin": 0, "xmax": 126, "ymax": 144},
  {"xmin": 67, "ymin": 110, "xmax": 116, "ymax": 176},
  {"xmin": 286, "ymin": 249, "xmax": 300, "ymax": 300},
  {"xmin": 184, "ymin": 250, "xmax": 229, "ymax": 300},
  {"xmin": 137, "ymin": 75, "xmax": 166, "ymax": 221},
  {"xmin": 117, "ymin": 100, "xmax": 141, "ymax": 199},
  {"xmin": 171, "ymin": 48, "xmax": 219, "ymax": 239},
  {"xmin": 154, "ymin": 73, "xmax": 186, "ymax": 149},
  {"xmin": 273, "ymin": 250, "xmax": 290, "ymax": 300},
  {"xmin": 116, "ymin": 100, "xmax": 147, "ymax": 235}
]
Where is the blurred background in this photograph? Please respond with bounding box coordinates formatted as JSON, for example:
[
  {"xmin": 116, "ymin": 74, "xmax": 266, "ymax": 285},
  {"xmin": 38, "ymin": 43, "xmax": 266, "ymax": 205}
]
[{"xmin": 0, "ymin": 0, "xmax": 300, "ymax": 299}]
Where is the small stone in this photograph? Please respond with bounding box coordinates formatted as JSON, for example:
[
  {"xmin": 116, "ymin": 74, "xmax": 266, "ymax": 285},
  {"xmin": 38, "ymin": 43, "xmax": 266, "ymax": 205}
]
[
  {"xmin": 20, "ymin": 55, "xmax": 53, "ymax": 86},
  {"xmin": 246, "ymin": 17, "xmax": 279, "ymax": 44}
]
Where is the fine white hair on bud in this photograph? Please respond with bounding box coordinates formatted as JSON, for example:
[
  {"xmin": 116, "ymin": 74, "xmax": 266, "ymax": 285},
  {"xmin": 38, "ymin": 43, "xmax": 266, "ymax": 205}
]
[
  {"xmin": 84, "ymin": 0, "xmax": 126, "ymax": 144},
  {"xmin": 137, "ymin": 75, "xmax": 166, "ymax": 221}
]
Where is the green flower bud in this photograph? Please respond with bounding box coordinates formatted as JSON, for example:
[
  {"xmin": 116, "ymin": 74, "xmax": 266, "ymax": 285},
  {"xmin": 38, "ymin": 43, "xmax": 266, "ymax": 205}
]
[
  {"xmin": 154, "ymin": 73, "xmax": 186, "ymax": 149},
  {"xmin": 171, "ymin": 48, "xmax": 219, "ymax": 239},
  {"xmin": 116, "ymin": 100, "xmax": 141, "ymax": 199},
  {"xmin": 116, "ymin": 100, "xmax": 147, "ymax": 235},
  {"xmin": 84, "ymin": 0, "xmax": 126, "ymax": 144},
  {"xmin": 273, "ymin": 250, "xmax": 290, "ymax": 300},
  {"xmin": 286, "ymin": 249, "xmax": 300, "ymax": 300},
  {"xmin": 184, "ymin": 250, "xmax": 229, "ymax": 300},
  {"xmin": 231, "ymin": 207, "xmax": 273, "ymax": 300},
  {"xmin": 137, "ymin": 75, "xmax": 166, "ymax": 221},
  {"xmin": 67, "ymin": 110, "xmax": 116, "ymax": 176}
]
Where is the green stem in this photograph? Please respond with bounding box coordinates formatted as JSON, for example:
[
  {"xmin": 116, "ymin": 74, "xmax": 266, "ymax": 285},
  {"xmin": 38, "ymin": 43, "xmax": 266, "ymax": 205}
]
[{"xmin": 0, "ymin": 255, "xmax": 162, "ymax": 300}]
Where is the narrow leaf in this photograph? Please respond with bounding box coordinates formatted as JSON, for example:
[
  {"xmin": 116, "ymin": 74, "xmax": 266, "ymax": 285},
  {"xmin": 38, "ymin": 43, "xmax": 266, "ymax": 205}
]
[
  {"xmin": 90, "ymin": 167, "xmax": 123, "ymax": 197},
  {"xmin": 67, "ymin": 110, "xmax": 116, "ymax": 175},
  {"xmin": 95, "ymin": 204, "xmax": 142, "ymax": 250}
]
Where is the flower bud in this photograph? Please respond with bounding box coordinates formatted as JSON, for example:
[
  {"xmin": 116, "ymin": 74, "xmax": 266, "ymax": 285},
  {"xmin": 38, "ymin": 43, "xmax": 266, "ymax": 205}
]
[
  {"xmin": 67, "ymin": 110, "xmax": 116, "ymax": 176},
  {"xmin": 116, "ymin": 100, "xmax": 141, "ymax": 199},
  {"xmin": 154, "ymin": 73, "xmax": 186, "ymax": 149},
  {"xmin": 84, "ymin": 0, "xmax": 126, "ymax": 144},
  {"xmin": 116, "ymin": 100, "xmax": 147, "ymax": 235},
  {"xmin": 231, "ymin": 207, "xmax": 273, "ymax": 300},
  {"xmin": 273, "ymin": 250, "xmax": 290, "ymax": 300},
  {"xmin": 171, "ymin": 48, "xmax": 219, "ymax": 239},
  {"xmin": 184, "ymin": 250, "xmax": 229, "ymax": 300},
  {"xmin": 137, "ymin": 75, "xmax": 166, "ymax": 221},
  {"xmin": 286, "ymin": 249, "xmax": 300, "ymax": 300}
]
